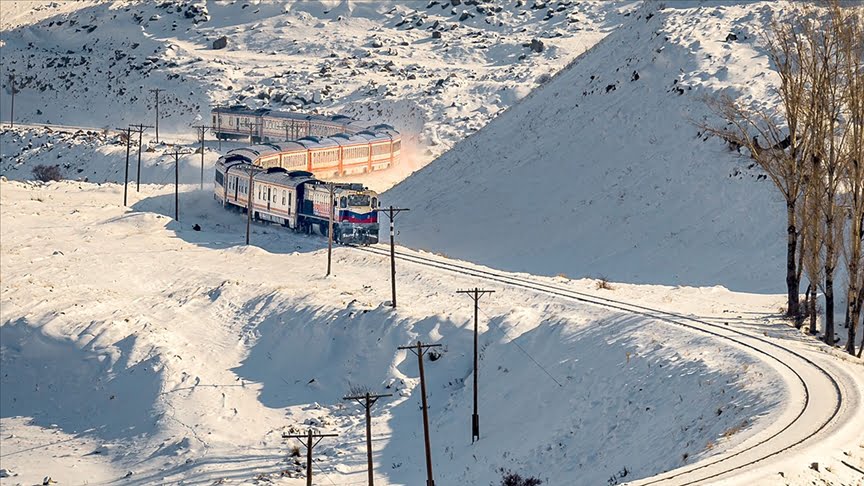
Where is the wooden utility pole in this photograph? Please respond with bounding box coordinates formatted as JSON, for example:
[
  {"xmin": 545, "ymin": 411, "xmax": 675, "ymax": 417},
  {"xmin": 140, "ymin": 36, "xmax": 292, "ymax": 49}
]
[
  {"xmin": 193, "ymin": 124, "xmax": 213, "ymax": 190},
  {"xmin": 456, "ymin": 288, "xmax": 495, "ymax": 443},
  {"xmin": 375, "ymin": 206, "xmax": 410, "ymax": 307},
  {"xmin": 327, "ymin": 182, "xmax": 336, "ymax": 276},
  {"xmin": 128, "ymin": 124, "xmax": 152, "ymax": 192},
  {"xmin": 169, "ymin": 145, "xmax": 193, "ymax": 221},
  {"xmin": 8, "ymin": 74, "xmax": 15, "ymax": 129},
  {"xmin": 149, "ymin": 88, "xmax": 164, "ymax": 143},
  {"xmin": 342, "ymin": 392, "xmax": 392, "ymax": 486},
  {"xmin": 247, "ymin": 120, "xmax": 262, "ymax": 144},
  {"xmin": 282, "ymin": 429, "xmax": 338, "ymax": 486},
  {"xmin": 116, "ymin": 126, "xmax": 132, "ymax": 206},
  {"xmin": 397, "ymin": 341, "xmax": 442, "ymax": 486}
]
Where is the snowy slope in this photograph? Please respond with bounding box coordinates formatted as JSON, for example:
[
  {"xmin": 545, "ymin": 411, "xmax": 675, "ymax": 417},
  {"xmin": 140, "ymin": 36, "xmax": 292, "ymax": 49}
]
[
  {"xmin": 0, "ymin": 0, "xmax": 630, "ymax": 169},
  {"xmin": 386, "ymin": 0, "xmax": 798, "ymax": 294},
  {"xmin": 0, "ymin": 180, "xmax": 804, "ymax": 486}
]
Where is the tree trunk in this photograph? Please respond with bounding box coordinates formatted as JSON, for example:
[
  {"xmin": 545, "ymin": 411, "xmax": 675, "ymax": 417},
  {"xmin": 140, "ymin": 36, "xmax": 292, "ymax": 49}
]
[
  {"xmin": 848, "ymin": 298, "xmax": 859, "ymax": 355},
  {"xmin": 809, "ymin": 282, "xmax": 817, "ymax": 335},
  {"xmin": 824, "ymin": 270, "xmax": 835, "ymax": 345},
  {"xmin": 786, "ymin": 203, "xmax": 801, "ymax": 318}
]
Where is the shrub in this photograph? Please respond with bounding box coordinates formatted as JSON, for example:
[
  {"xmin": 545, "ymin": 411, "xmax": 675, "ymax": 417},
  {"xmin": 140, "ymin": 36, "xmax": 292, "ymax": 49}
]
[
  {"xmin": 500, "ymin": 472, "xmax": 542, "ymax": 486},
  {"xmin": 596, "ymin": 276, "xmax": 615, "ymax": 291},
  {"xmin": 32, "ymin": 164, "xmax": 63, "ymax": 182}
]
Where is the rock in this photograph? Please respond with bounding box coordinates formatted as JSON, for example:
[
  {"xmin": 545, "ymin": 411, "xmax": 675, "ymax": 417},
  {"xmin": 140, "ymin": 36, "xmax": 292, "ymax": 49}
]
[
  {"xmin": 0, "ymin": 469, "xmax": 16, "ymax": 478},
  {"xmin": 432, "ymin": 30, "xmax": 442, "ymax": 39},
  {"xmin": 212, "ymin": 36, "xmax": 228, "ymax": 50},
  {"xmin": 451, "ymin": 0, "xmax": 461, "ymax": 6},
  {"xmin": 725, "ymin": 33, "xmax": 738, "ymax": 42},
  {"xmin": 43, "ymin": 477, "xmax": 57, "ymax": 485},
  {"xmin": 192, "ymin": 224, "xmax": 201, "ymax": 231},
  {"xmin": 529, "ymin": 38, "xmax": 545, "ymax": 53},
  {"xmin": 371, "ymin": 38, "xmax": 383, "ymax": 48},
  {"xmin": 459, "ymin": 11, "xmax": 472, "ymax": 21},
  {"xmin": 809, "ymin": 462, "xmax": 819, "ymax": 472}
]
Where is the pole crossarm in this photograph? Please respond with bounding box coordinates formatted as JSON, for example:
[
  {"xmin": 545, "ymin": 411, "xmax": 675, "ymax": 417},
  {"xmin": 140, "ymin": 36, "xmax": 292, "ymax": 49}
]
[
  {"xmin": 282, "ymin": 430, "xmax": 338, "ymax": 486},
  {"xmin": 398, "ymin": 342, "xmax": 442, "ymax": 357},
  {"xmin": 343, "ymin": 393, "xmax": 393, "ymax": 402}
]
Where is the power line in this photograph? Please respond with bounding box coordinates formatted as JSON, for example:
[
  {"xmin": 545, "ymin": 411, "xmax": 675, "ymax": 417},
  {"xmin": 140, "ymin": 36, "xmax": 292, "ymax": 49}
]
[{"xmin": 478, "ymin": 306, "xmax": 564, "ymax": 388}]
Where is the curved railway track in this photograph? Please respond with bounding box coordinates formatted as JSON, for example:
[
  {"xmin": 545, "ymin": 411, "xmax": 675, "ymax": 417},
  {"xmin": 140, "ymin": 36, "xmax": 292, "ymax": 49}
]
[{"xmin": 353, "ymin": 244, "xmax": 857, "ymax": 485}]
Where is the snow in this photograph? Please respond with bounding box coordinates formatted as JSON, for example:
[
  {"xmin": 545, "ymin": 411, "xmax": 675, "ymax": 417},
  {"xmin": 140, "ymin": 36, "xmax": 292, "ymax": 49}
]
[
  {"xmin": 2, "ymin": 1, "xmax": 864, "ymax": 485},
  {"xmin": 0, "ymin": 180, "xmax": 805, "ymax": 485}
]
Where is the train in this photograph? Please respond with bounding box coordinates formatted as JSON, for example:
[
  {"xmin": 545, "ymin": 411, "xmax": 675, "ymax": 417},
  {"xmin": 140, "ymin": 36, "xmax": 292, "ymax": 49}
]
[
  {"xmin": 211, "ymin": 106, "xmax": 400, "ymax": 178},
  {"xmin": 214, "ymin": 158, "xmax": 380, "ymax": 245}
]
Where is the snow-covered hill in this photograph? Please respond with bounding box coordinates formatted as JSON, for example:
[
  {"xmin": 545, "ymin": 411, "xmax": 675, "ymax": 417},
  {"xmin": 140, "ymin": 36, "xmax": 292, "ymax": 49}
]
[
  {"xmin": 384, "ymin": 0, "xmax": 803, "ymax": 295},
  {"xmin": 0, "ymin": 0, "xmax": 629, "ymax": 167}
]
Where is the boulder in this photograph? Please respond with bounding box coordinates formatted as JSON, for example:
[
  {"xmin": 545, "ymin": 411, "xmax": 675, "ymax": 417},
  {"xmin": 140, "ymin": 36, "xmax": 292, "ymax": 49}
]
[
  {"xmin": 212, "ymin": 36, "xmax": 228, "ymax": 49},
  {"xmin": 529, "ymin": 38, "xmax": 545, "ymax": 53}
]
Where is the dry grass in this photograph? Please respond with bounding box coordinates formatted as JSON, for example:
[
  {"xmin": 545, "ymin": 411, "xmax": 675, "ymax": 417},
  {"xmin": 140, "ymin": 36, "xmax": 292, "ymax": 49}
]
[
  {"xmin": 596, "ymin": 276, "xmax": 615, "ymax": 290},
  {"xmin": 721, "ymin": 420, "xmax": 748, "ymax": 439}
]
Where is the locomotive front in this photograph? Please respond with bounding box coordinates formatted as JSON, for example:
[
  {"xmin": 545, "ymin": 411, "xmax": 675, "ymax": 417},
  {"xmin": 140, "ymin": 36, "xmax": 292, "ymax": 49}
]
[{"xmin": 335, "ymin": 190, "xmax": 379, "ymax": 245}]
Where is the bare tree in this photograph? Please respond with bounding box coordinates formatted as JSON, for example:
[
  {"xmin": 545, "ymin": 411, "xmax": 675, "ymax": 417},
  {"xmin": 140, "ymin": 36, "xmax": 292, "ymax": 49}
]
[
  {"xmin": 701, "ymin": 11, "xmax": 816, "ymax": 318},
  {"xmin": 834, "ymin": 3, "xmax": 864, "ymax": 355},
  {"xmin": 799, "ymin": 154, "xmax": 824, "ymax": 334}
]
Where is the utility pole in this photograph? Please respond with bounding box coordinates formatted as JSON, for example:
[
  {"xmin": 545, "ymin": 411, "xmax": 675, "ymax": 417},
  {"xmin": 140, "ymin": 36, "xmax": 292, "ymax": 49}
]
[
  {"xmin": 169, "ymin": 145, "xmax": 193, "ymax": 221},
  {"xmin": 245, "ymin": 165, "xmax": 263, "ymax": 245},
  {"xmin": 246, "ymin": 120, "xmax": 262, "ymax": 144},
  {"xmin": 282, "ymin": 429, "xmax": 338, "ymax": 486},
  {"xmin": 193, "ymin": 124, "xmax": 213, "ymax": 191},
  {"xmin": 327, "ymin": 182, "xmax": 336, "ymax": 276},
  {"xmin": 128, "ymin": 124, "xmax": 152, "ymax": 192},
  {"xmin": 8, "ymin": 74, "xmax": 15, "ymax": 129},
  {"xmin": 342, "ymin": 392, "xmax": 392, "ymax": 486},
  {"xmin": 397, "ymin": 341, "xmax": 442, "ymax": 486},
  {"xmin": 375, "ymin": 206, "xmax": 410, "ymax": 308},
  {"xmin": 456, "ymin": 288, "xmax": 495, "ymax": 443},
  {"xmin": 115, "ymin": 126, "xmax": 132, "ymax": 206},
  {"xmin": 215, "ymin": 107, "xmax": 223, "ymax": 151},
  {"xmin": 149, "ymin": 88, "xmax": 164, "ymax": 143}
]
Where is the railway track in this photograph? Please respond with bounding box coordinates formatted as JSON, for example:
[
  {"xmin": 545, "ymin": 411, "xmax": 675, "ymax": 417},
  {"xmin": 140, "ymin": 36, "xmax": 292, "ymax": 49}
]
[{"xmin": 353, "ymin": 244, "xmax": 857, "ymax": 485}]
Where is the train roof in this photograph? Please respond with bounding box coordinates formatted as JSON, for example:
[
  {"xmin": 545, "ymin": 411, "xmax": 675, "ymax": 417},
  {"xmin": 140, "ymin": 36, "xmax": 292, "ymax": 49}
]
[
  {"xmin": 295, "ymin": 136, "xmax": 339, "ymax": 149},
  {"xmin": 330, "ymin": 132, "xmax": 369, "ymax": 146},
  {"xmin": 268, "ymin": 141, "xmax": 308, "ymax": 153},
  {"xmin": 254, "ymin": 168, "xmax": 316, "ymax": 187}
]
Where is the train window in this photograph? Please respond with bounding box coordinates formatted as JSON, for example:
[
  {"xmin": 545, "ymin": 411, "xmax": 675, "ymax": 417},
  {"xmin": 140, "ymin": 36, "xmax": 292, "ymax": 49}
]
[
  {"xmin": 272, "ymin": 190, "xmax": 277, "ymax": 203},
  {"xmin": 340, "ymin": 197, "xmax": 347, "ymax": 209},
  {"xmin": 282, "ymin": 190, "xmax": 286, "ymax": 205},
  {"xmin": 371, "ymin": 197, "xmax": 378, "ymax": 208}
]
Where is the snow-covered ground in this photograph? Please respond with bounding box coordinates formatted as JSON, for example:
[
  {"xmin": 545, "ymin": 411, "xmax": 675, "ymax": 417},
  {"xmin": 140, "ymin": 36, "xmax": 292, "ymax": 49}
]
[
  {"xmin": 2, "ymin": 180, "xmax": 861, "ymax": 486},
  {"xmin": 2, "ymin": 1, "xmax": 864, "ymax": 485}
]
